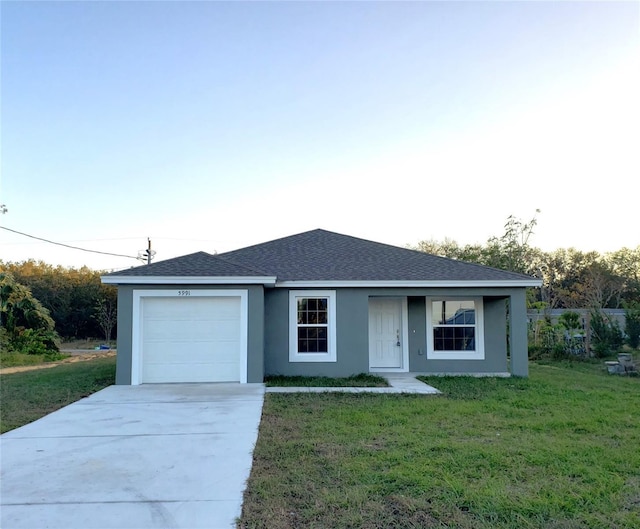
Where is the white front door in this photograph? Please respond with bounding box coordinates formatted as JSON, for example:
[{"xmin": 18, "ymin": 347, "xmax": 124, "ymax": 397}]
[{"xmin": 369, "ymin": 298, "xmax": 405, "ymax": 370}]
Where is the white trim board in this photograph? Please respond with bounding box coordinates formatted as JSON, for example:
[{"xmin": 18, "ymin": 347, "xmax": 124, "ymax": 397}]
[
  {"xmin": 102, "ymin": 276, "xmax": 276, "ymax": 285},
  {"xmin": 103, "ymin": 277, "xmax": 541, "ymax": 288},
  {"xmin": 276, "ymin": 279, "xmax": 542, "ymax": 288}
]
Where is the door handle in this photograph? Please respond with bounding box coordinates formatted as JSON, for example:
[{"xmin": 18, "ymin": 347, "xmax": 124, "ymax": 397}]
[{"xmin": 396, "ymin": 329, "xmax": 401, "ymax": 347}]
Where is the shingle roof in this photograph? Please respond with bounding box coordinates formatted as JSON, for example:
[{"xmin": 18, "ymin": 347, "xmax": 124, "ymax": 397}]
[
  {"xmin": 217, "ymin": 229, "xmax": 535, "ymax": 282},
  {"xmin": 103, "ymin": 229, "xmax": 538, "ymax": 284},
  {"xmin": 105, "ymin": 251, "xmax": 268, "ymax": 277}
]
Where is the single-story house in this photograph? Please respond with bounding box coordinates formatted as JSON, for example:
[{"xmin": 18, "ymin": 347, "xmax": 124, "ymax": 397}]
[{"xmin": 101, "ymin": 229, "xmax": 542, "ymax": 385}]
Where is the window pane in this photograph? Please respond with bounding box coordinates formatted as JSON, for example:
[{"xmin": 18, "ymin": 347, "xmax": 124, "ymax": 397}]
[
  {"xmin": 297, "ymin": 326, "xmax": 328, "ymax": 353},
  {"xmin": 464, "ymin": 327, "xmax": 476, "ymax": 350},
  {"xmin": 432, "ymin": 301, "xmax": 444, "ymax": 325},
  {"xmin": 298, "ymin": 298, "xmax": 328, "ymax": 325},
  {"xmin": 433, "ymin": 326, "xmax": 475, "ymax": 351},
  {"xmin": 433, "ymin": 300, "xmax": 475, "ymax": 326},
  {"xmin": 297, "ymin": 299, "xmax": 307, "ymax": 324}
]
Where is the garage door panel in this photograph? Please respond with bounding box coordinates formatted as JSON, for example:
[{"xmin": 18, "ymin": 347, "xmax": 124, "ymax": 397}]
[
  {"xmin": 144, "ymin": 297, "xmax": 239, "ymax": 317},
  {"xmin": 143, "ymin": 362, "xmax": 239, "ymax": 383},
  {"xmin": 144, "ymin": 320, "xmax": 239, "ymax": 341},
  {"xmin": 140, "ymin": 295, "xmax": 243, "ymax": 383},
  {"xmin": 143, "ymin": 297, "xmax": 206, "ymax": 318},
  {"xmin": 143, "ymin": 343, "xmax": 240, "ymax": 364}
]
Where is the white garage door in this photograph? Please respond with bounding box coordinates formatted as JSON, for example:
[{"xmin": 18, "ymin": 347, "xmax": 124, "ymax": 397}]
[{"xmin": 141, "ymin": 296, "xmax": 242, "ymax": 383}]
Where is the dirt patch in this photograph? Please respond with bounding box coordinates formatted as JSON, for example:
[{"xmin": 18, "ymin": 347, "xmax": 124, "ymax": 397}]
[{"xmin": 0, "ymin": 350, "xmax": 117, "ymax": 375}]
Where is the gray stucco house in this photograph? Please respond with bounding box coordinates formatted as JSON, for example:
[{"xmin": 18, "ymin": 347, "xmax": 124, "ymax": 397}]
[{"xmin": 101, "ymin": 229, "xmax": 541, "ymax": 384}]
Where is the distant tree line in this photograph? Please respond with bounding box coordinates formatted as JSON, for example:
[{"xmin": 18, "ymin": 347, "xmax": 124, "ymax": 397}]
[
  {"xmin": 413, "ymin": 213, "xmax": 640, "ymax": 357},
  {"xmin": 0, "ymin": 260, "xmax": 117, "ymax": 342},
  {"xmin": 413, "ymin": 214, "xmax": 640, "ymax": 310}
]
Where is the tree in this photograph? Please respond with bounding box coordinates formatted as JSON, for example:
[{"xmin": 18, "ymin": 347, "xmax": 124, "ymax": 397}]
[
  {"xmin": 579, "ymin": 261, "xmax": 625, "ymax": 309},
  {"xmin": 0, "ymin": 272, "xmax": 60, "ymax": 354},
  {"xmin": 414, "ymin": 210, "xmax": 541, "ymax": 275},
  {"xmin": 623, "ymin": 301, "xmax": 640, "ymax": 349},
  {"xmin": 590, "ymin": 310, "xmax": 624, "ymax": 358},
  {"xmin": 483, "ymin": 210, "xmax": 540, "ymax": 274},
  {"xmin": 93, "ymin": 297, "xmax": 117, "ymax": 342},
  {"xmin": 557, "ymin": 311, "xmax": 585, "ymax": 357},
  {"xmin": 608, "ymin": 247, "xmax": 640, "ymax": 306},
  {"xmin": 0, "ymin": 260, "xmax": 118, "ymax": 339}
]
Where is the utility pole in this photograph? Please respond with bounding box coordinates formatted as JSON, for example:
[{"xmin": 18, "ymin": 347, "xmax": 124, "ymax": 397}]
[{"xmin": 138, "ymin": 238, "xmax": 155, "ymax": 264}]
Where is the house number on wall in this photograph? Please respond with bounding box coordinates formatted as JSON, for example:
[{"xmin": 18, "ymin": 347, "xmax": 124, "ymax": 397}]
[{"xmin": 177, "ymin": 290, "xmax": 191, "ymax": 296}]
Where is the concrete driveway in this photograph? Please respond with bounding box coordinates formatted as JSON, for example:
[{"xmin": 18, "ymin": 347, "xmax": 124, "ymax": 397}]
[{"xmin": 0, "ymin": 383, "xmax": 265, "ymax": 529}]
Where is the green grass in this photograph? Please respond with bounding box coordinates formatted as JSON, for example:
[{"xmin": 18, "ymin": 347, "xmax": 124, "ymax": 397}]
[
  {"xmin": 240, "ymin": 362, "xmax": 640, "ymax": 528},
  {"xmin": 264, "ymin": 373, "xmax": 389, "ymax": 387},
  {"xmin": 0, "ymin": 356, "xmax": 116, "ymax": 433},
  {"xmin": 0, "ymin": 351, "xmax": 70, "ymax": 368}
]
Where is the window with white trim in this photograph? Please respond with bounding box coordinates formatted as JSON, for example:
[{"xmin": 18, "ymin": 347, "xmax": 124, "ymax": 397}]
[
  {"xmin": 289, "ymin": 290, "xmax": 337, "ymax": 362},
  {"xmin": 426, "ymin": 298, "xmax": 484, "ymax": 360}
]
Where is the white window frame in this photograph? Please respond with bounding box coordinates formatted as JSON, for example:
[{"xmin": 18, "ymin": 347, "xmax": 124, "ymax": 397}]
[
  {"xmin": 289, "ymin": 290, "xmax": 337, "ymax": 363},
  {"xmin": 426, "ymin": 297, "xmax": 485, "ymax": 360}
]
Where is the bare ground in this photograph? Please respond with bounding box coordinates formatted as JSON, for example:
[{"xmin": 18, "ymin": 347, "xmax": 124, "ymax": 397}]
[{"xmin": 0, "ymin": 350, "xmax": 116, "ymax": 375}]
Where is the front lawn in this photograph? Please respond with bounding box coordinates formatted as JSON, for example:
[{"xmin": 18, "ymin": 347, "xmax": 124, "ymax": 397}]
[
  {"xmin": 240, "ymin": 362, "xmax": 640, "ymax": 528},
  {"xmin": 0, "ymin": 356, "xmax": 116, "ymax": 433}
]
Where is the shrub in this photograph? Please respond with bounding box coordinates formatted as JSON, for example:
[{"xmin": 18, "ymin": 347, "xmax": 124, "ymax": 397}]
[
  {"xmin": 529, "ymin": 312, "xmax": 587, "ymax": 360},
  {"xmin": 590, "ymin": 310, "xmax": 624, "ymax": 358},
  {"xmin": 0, "ymin": 273, "xmax": 61, "ymax": 356},
  {"xmin": 12, "ymin": 328, "xmax": 60, "ymax": 356},
  {"xmin": 557, "ymin": 311, "xmax": 586, "ymax": 357},
  {"xmin": 623, "ymin": 302, "xmax": 640, "ymax": 349},
  {"xmin": 529, "ymin": 316, "xmax": 559, "ymax": 358}
]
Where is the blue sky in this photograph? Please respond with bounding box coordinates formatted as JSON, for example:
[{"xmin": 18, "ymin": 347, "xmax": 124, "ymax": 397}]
[{"xmin": 1, "ymin": 1, "xmax": 638, "ymax": 271}]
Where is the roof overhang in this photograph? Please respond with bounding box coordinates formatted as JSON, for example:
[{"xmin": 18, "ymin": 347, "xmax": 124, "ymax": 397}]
[
  {"xmin": 275, "ymin": 279, "xmax": 543, "ymax": 288},
  {"xmin": 100, "ymin": 275, "xmax": 278, "ymax": 286},
  {"xmin": 101, "ymin": 276, "xmax": 542, "ymax": 288}
]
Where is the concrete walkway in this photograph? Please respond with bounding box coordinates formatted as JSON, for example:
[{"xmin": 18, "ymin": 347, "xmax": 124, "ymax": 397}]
[
  {"xmin": 0, "ymin": 383, "xmax": 265, "ymax": 529},
  {"xmin": 266, "ymin": 372, "xmax": 440, "ymax": 394}
]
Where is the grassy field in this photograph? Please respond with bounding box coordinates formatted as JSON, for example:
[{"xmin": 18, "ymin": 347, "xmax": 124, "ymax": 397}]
[
  {"xmin": 240, "ymin": 361, "xmax": 640, "ymax": 529},
  {"xmin": 0, "ymin": 355, "xmax": 116, "ymax": 433}
]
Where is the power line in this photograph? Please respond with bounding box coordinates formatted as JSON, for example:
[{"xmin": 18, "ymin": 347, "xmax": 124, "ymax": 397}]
[{"xmin": 0, "ymin": 225, "xmax": 139, "ymax": 260}]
